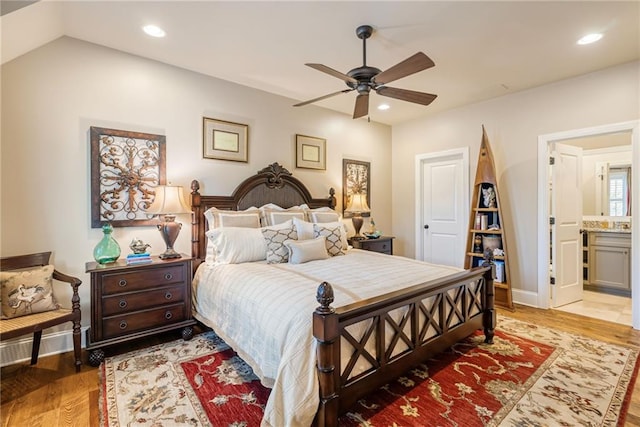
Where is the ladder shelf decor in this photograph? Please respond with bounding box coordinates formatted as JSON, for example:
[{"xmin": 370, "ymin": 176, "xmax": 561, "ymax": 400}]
[{"xmin": 464, "ymin": 126, "xmax": 514, "ymax": 309}]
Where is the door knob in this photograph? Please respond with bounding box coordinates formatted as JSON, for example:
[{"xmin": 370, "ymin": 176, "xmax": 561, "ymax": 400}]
[{"xmin": 424, "ymin": 225, "xmax": 429, "ymax": 229}]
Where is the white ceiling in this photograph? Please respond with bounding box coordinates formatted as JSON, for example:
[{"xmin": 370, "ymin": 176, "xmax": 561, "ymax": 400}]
[{"xmin": 2, "ymin": 1, "xmax": 639, "ymax": 126}]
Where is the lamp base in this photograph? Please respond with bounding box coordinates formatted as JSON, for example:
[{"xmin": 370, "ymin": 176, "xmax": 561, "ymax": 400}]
[
  {"xmin": 159, "ymin": 249, "xmax": 182, "ymax": 259},
  {"xmin": 158, "ymin": 215, "xmax": 183, "ymax": 260},
  {"xmin": 352, "ymin": 215, "xmax": 364, "ymax": 240}
]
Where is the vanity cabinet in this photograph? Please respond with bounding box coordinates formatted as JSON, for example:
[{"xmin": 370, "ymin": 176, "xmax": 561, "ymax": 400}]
[{"xmin": 587, "ymin": 232, "xmax": 631, "ymax": 296}]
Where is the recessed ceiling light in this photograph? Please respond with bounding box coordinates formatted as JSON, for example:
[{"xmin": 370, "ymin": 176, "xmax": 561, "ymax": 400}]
[
  {"xmin": 377, "ymin": 104, "xmax": 390, "ymax": 111},
  {"xmin": 577, "ymin": 33, "xmax": 603, "ymax": 45},
  {"xmin": 143, "ymin": 25, "xmax": 166, "ymax": 38}
]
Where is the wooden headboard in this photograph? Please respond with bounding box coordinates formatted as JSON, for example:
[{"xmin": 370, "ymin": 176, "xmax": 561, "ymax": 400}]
[{"xmin": 190, "ymin": 162, "xmax": 336, "ymax": 264}]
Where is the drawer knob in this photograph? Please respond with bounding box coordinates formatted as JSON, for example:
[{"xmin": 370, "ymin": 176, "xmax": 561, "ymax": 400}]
[
  {"xmin": 164, "ymin": 273, "xmax": 173, "ymax": 281},
  {"xmin": 165, "ymin": 292, "xmax": 173, "ymax": 300},
  {"xmin": 118, "ymin": 299, "xmax": 127, "ymax": 309},
  {"xmin": 119, "ymin": 320, "xmax": 128, "ymax": 330},
  {"xmin": 165, "ymin": 311, "xmax": 173, "ymax": 320},
  {"xmin": 118, "ymin": 279, "xmax": 127, "ymax": 287}
]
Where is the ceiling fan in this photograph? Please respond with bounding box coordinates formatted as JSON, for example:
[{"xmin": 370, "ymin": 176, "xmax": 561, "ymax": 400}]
[{"xmin": 294, "ymin": 25, "xmax": 437, "ymax": 119}]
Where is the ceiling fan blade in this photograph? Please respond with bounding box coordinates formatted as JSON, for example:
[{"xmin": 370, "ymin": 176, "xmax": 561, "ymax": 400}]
[
  {"xmin": 306, "ymin": 63, "xmax": 358, "ymax": 84},
  {"xmin": 376, "ymin": 86, "xmax": 437, "ymax": 106},
  {"xmin": 373, "ymin": 52, "xmax": 435, "ymax": 85},
  {"xmin": 293, "ymin": 89, "xmax": 353, "ymax": 107},
  {"xmin": 353, "ymin": 93, "xmax": 369, "ymax": 119}
]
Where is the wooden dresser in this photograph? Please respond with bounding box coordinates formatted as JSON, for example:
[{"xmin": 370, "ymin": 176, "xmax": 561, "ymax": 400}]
[{"xmin": 85, "ymin": 256, "xmax": 196, "ymax": 366}]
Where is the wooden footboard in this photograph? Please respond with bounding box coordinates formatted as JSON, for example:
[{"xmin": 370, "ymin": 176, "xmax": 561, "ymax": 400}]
[{"xmin": 313, "ymin": 259, "xmax": 496, "ymax": 426}]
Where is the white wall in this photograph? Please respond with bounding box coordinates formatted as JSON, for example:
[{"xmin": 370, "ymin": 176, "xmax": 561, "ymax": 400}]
[
  {"xmin": 391, "ymin": 61, "xmax": 639, "ymax": 304},
  {"xmin": 0, "ymin": 37, "xmax": 391, "ymax": 362}
]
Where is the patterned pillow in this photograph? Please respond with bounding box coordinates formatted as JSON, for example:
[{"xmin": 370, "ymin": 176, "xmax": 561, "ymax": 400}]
[
  {"xmin": 261, "ymin": 222, "xmax": 299, "ymax": 263},
  {"xmin": 313, "ymin": 224, "xmax": 345, "ymax": 256},
  {"xmin": 0, "ymin": 265, "xmax": 59, "ymax": 319}
]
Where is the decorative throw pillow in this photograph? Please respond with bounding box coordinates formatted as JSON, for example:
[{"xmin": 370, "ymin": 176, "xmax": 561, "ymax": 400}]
[
  {"xmin": 259, "ymin": 206, "xmax": 306, "ymax": 227},
  {"xmin": 0, "ymin": 265, "xmax": 59, "ymax": 319},
  {"xmin": 285, "ymin": 237, "xmax": 329, "ymax": 264},
  {"xmin": 295, "ymin": 217, "xmax": 349, "ymax": 250},
  {"xmin": 306, "ymin": 207, "xmax": 341, "ymax": 223},
  {"xmin": 261, "ymin": 221, "xmax": 299, "ymax": 264},
  {"xmin": 313, "ymin": 224, "xmax": 345, "ymax": 256},
  {"xmin": 206, "ymin": 227, "xmax": 267, "ymax": 264},
  {"xmin": 204, "ymin": 207, "xmax": 260, "ymax": 230}
]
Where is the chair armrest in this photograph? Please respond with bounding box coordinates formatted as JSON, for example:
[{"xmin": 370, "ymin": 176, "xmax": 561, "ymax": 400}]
[{"xmin": 53, "ymin": 269, "xmax": 82, "ymax": 312}]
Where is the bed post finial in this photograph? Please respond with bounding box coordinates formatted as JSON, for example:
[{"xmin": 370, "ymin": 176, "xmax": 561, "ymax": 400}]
[
  {"xmin": 316, "ymin": 281, "xmax": 335, "ymax": 314},
  {"xmin": 328, "ymin": 188, "xmax": 337, "ymax": 210},
  {"xmin": 190, "ymin": 180, "xmax": 200, "ymax": 195}
]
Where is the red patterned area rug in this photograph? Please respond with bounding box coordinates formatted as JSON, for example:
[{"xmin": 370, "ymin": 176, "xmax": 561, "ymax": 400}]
[{"xmin": 100, "ymin": 316, "xmax": 639, "ymax": 426}]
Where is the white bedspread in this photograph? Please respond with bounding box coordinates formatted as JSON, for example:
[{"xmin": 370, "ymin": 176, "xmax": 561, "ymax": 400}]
[{"xmin": 192, "ymin": 249, "xmax": 462, "ymax": 427}]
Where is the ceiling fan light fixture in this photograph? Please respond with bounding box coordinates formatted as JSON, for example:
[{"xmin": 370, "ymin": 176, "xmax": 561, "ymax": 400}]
[
  {"xmin": 377, "ymin": 104, "xmax": 390, "ymax": 111},
  {"xmin": 143, "ymin": 25, "xmax": 166, "ymax": 38},
  {"xmin": 577, "ymin": 33, "xmax": 602, "ymax": 45}
]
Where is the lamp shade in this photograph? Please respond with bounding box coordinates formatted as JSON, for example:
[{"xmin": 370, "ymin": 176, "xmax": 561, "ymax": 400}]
[
  {"xmin": 147, "ymin": 185, "xmax": 190, "ymax": 215},
  {"xmin": 345, "ymin": 193, "xmax": 370, "ymax": 214}
]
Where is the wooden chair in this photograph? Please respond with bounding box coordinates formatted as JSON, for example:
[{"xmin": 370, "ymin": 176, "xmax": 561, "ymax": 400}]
[{"xmin": 0, "ymin": 252, "xmax": 82, "ymax": 372}]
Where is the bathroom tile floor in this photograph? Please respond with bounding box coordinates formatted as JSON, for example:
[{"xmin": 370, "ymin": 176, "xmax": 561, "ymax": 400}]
[{"xmin": 554, "ymin": 290, "xmax": 632, "ymax": 326}]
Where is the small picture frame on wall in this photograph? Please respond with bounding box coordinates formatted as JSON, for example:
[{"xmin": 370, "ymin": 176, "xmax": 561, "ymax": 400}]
[
  {"xmin": 296, "ymin": 134, "xmax": 326, "ymax": 170},
  {"xmin": 203, "ymin": 117, "xmax": 248, "ymax": 162}
]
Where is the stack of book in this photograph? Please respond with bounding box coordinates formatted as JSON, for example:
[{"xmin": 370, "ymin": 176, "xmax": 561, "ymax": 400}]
[{"xmin": 126, "ymin": 252, "xmax": 152, "ymax": 265}]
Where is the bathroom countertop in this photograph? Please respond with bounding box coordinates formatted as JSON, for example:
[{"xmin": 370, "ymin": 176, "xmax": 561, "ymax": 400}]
[{"xmin": 582, "ymin": 227, "xmax": 631, "ymax": 234}]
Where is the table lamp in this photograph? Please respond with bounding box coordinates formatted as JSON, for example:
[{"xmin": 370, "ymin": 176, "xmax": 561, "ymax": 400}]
[
  {"xmin": 146, "ymin": 185, "xmax": 190, "ymax": 259},
  {"xmin": 345, "ymin": 193, "xmax": 370, "ymax": 240}
]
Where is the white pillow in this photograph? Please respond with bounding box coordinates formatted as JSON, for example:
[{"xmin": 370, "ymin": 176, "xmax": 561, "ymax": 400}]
[
  {"xmin": 294, "ymin": 217, "xmax": 348, "ymax": 250},
  {"xmin": 261, "ymin": 209, "xmax": 306, "ymax": 226},
  {"xmin": 285, "ymin": 237, "xmax": 329, "ymax": 264},
  {"xmin": 204, "ymin": 207, "xmax": 261, "ymax": 264},
  {"xmin": 306, "ymin": 207, "xmax": 341, "ymax": 223},
  {"xmin": 206, "ymin": 227, "xmax": 267, "ymax": 264},
  {"xmin": 204, "ymin": 206, "xmax": 260, "ymax": 229},
  {"xmin": 261, "ymin": 221, "xmax": 298, "ymax": 263},
  {"xmin": 313, "ymin": 223, "xmax": 346, "ymax": 256}
]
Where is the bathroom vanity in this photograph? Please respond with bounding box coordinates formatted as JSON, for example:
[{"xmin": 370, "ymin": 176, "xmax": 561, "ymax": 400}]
[{"xmin": 583, "ymin": 228, "xmax": 631, "ymax": 296}]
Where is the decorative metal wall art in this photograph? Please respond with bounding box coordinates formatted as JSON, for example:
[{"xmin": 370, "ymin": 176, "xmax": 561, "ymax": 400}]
[
  {"xmin": 342, "ymin": 159, "xmax": 371, "ymax": 217},
  {"xmin": 90, "ymin": 126, "xmax": 166, "ymax": 228}
]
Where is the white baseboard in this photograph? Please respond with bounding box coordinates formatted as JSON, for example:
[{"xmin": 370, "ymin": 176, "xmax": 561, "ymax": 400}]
[
  {"xmin": 512, "ymin": 288, "xmax": 541, "ymax": 308},
  {"xmin": 0, "ymin": 327, "xmax": 88, "ymax": 368}
]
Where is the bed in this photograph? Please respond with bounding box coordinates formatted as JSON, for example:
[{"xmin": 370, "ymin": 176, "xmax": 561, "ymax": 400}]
[{"xmin": 190, "ymin": 162, "xmax": 496, "ymax": 427}]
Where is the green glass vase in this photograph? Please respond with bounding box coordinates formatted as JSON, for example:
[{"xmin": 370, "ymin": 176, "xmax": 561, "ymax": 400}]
[{"xmin": 93, "ymin": 223, "xmax": 121, "ymax": 264}]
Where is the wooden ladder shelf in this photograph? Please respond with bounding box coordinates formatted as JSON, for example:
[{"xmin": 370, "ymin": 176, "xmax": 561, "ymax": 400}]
[{"xmin": 465, "ymin": 127, "xmax": 514, "ymax": 309}]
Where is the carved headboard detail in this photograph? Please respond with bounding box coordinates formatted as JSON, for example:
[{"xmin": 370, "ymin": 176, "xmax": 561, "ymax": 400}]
[{"xmin": 190, "ymin": 162, "xmax": 336, "ymax": 265}]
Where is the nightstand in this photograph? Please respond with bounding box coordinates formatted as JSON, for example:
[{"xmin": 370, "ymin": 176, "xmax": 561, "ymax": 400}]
[
  {"xmin": 85, "ymin": 255, "xmax": 196, "ymax": 366},
  {"xmin": 349, "ymin": 236, "xmax": 395, "ymax": 255}
]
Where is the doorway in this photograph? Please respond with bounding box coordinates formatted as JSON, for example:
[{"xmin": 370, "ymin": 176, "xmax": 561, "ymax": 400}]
[
  {"xmin": 415, "ymin": 147, "xmax": 469, "ymax": 268},
  {"xmin": 537, "ymin": 120, "xmax": 640, "ymax": 330}
]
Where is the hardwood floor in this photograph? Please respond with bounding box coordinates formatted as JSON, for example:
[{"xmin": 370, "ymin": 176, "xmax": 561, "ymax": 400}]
[{"xmin": 1, "ymin": 307, "xmax": 639, "ymax": 426}]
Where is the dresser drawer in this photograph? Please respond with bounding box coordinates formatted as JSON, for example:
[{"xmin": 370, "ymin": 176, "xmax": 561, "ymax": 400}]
[
  {"xmin": 102, "ymin": 303, "xmax": 187, "ymax": 340},
  {"xmin": 101, "ymin": 285, "xmax": 185, "ymax": 316},
  {"xmin": 101, "ymin": 265, "xmax": 184, "ymax": 295},
  {"xmin": 363, "ymin": 239, "xmax": 392, "ymax": 254}
]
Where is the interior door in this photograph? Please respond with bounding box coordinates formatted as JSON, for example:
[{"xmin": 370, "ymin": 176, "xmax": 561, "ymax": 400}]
[
  {"xmin": 551, "ymin": 142, "xmax": 583, "ymax": 307},
  {"xmin": 418, "ymin": 152, "xmax": 466, "ymax": 267}
]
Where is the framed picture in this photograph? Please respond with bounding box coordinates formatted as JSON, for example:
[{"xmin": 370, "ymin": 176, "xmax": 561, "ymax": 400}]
[
  {"xmin": 203, "ymin": 117, "xmax": 248, "ymax": 162},
  {"xmin": 90, "ymin": 126, "xmax": 166, "ymax": 228},
  {"xmin": 343, "ymin": 159, "xmax": 371, "ymax": 217},
  {"xmin": 296, "ymin": 134, "xmax": 326, "ymax": 170}
]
